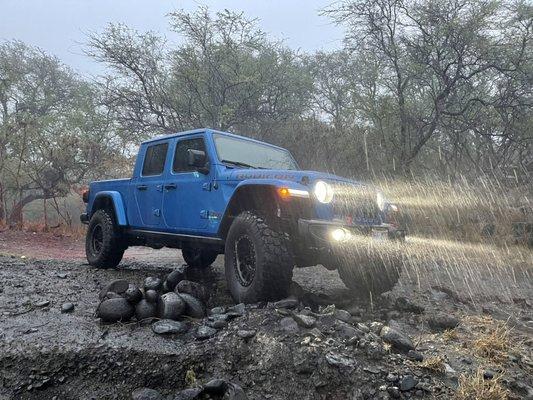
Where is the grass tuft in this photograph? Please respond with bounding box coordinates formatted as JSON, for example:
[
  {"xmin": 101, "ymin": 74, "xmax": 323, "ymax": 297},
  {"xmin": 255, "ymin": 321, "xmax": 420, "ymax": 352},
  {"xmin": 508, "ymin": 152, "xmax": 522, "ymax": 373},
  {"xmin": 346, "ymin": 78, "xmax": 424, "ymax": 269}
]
[
  {"xmin": 420, "ymin": 355, "xmax": 446, "ymax": 374},
  {"xmin": 455, "ymin": 369, "xmax": 508, "ymax": 400},
  {"xmin": 472, "ymin": 323, "xmax": 511, "ymax": 362}
]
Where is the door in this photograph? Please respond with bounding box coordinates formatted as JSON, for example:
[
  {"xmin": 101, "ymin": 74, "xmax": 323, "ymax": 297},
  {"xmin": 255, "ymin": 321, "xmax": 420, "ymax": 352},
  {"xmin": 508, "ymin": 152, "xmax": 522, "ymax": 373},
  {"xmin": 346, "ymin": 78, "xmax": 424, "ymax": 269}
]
[
  {"xmin": 134, "ymin": 141, "xmax": 169, "ymax": 228},
  {"xmin": 163, "ymin": 135, "xmax": 212, "ymax": 232}
]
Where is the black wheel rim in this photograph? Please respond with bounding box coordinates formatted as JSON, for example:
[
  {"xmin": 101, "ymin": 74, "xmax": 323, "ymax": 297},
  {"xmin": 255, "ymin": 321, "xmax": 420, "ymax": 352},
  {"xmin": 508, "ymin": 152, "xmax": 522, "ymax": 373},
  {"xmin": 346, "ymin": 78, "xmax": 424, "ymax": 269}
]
[
  {"xmin": 234, "ymin": 235, "xmax": 256, "ymax": 287},
  {"xmin": 91, "ymin": 224, "xmax": 103, "ymax": 256}
]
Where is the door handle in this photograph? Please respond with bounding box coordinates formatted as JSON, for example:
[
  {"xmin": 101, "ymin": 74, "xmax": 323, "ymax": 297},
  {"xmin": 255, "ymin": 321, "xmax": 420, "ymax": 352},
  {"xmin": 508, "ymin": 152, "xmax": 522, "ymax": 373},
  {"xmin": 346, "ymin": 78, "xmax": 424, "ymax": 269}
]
[
  {"xmin": 136, "ymin": 184, "xmax": 148, "ymax": 191},
  {"xmin": 164, "ymin": 183, "xmax": 177, "ymax": 190}
]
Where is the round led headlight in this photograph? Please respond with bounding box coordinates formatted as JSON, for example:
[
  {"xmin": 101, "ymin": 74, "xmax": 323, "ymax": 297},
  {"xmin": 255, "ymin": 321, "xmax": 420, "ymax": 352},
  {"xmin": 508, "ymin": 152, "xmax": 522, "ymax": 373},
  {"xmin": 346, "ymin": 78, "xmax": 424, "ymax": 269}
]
[{"xmin": 314, "ymin": 180, "xmax": 334, "ymax": 203}]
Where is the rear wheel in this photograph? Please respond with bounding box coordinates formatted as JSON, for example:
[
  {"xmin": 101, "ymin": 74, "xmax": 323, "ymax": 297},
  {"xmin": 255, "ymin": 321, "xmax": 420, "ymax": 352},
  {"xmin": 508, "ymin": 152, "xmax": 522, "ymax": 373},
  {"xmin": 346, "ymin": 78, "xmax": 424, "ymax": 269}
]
[
  {"xmin": 182, "ymin": 247, "xmax": 218, "ymax": 268},
  {"xmin": 334, "ymin": 246, "xmax": 401, "ymax": 298},
  {"xmin": 225, "ymin": 211, "xmax": 293, "ymax": 303},
  {"xmin": 86, "ymin": 209, "xmax": 125, "ymax": 268}
]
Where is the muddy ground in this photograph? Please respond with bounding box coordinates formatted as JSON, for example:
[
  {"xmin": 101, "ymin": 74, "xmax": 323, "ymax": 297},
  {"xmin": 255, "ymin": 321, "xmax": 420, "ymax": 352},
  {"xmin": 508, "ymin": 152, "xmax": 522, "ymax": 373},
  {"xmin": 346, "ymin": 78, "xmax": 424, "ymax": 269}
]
[{"xmin": 0, "ymin": 230, "xmax": 532, "ymax": 400}]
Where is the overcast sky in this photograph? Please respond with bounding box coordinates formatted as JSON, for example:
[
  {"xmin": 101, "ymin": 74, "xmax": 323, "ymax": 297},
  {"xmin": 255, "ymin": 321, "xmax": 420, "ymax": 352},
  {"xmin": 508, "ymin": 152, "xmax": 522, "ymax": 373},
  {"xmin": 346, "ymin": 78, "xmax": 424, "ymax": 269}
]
[{"xmin": 0, "ymin": 0, "xmax": 343, "ymax": 77}]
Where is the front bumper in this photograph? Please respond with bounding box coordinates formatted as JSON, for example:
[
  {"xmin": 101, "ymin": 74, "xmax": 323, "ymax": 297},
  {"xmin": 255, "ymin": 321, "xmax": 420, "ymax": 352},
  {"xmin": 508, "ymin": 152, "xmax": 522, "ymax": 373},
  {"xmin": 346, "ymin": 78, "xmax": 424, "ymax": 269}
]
[{"xmin": 298, "ymin": 218, "xmax": 405, "ymax": 243}]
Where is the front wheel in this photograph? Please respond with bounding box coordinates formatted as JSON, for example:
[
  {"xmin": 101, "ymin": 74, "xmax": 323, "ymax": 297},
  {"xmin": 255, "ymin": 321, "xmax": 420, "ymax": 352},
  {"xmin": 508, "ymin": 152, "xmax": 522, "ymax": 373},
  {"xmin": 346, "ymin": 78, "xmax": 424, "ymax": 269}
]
[
  {"xmin": 85, "ymin": 209, "xmax": 125, "ymax": 268},
  {"xmin": 182, "ymin": 247, "xmax": 218, "ymax": 268},
  {"xmin": 224, "ymin": 212, "xmax": 293, "ymax": 303}
]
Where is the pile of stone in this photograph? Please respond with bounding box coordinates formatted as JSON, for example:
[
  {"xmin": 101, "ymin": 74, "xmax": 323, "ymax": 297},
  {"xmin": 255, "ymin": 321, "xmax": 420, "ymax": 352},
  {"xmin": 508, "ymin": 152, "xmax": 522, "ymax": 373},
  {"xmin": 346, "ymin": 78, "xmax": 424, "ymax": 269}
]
[
  {"xmin": 96, "ymin": 265, "xmax": 209, "ymax": 325},
  {"xmin": 132, "ymin": 378, "xmax": 248, "ymax": 400}
]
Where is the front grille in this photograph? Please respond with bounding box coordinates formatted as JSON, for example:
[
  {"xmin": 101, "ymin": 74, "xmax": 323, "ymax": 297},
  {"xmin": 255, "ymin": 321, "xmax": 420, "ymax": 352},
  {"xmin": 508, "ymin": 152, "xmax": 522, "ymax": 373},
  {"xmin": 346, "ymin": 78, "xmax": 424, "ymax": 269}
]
[{"xmin": 329, "ymin": 181, "xmax": 382, "ymax": 225}]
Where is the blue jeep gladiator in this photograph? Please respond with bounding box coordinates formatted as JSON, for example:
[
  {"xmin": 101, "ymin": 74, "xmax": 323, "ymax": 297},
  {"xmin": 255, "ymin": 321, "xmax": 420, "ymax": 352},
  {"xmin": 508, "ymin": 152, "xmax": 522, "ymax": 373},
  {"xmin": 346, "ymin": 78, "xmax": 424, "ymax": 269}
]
[{"xmin": 82, "ymin": 129, "xmax": 404, "ymax": 302}]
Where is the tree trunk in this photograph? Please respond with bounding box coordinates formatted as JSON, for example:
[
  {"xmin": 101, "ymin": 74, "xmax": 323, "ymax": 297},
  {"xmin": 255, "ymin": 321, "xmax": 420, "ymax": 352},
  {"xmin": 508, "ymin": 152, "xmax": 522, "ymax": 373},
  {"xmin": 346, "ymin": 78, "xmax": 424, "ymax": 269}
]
[{"xmin": 8, "ymin": 193, "xmax": 43, "ymax": 228}]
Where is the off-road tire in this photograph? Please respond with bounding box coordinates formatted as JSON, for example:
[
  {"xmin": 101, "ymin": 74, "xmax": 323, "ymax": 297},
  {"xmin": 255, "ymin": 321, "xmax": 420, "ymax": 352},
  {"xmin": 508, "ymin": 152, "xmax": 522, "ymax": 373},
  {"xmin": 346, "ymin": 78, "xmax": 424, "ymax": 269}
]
[
  {"xmin": 182, "ymin": 247, "xmax": 218, "ymax": 268},
  {"xmin": 335, "ymin": 248, "xmax": 401, "ymax": 299},
  {"xmin": 86, "ymin": 209, "xmax": 125, "ymax": 268},
  {"xmin": 225, "ymin": 211, "xmax": 293, "ymax": 303}
]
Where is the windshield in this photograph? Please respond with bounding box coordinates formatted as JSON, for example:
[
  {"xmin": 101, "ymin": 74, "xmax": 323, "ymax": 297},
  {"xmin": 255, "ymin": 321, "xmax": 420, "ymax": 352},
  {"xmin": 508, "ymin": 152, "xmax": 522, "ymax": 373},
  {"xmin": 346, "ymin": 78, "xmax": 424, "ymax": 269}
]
[{"xmin": 213, "ymin": 134, "xmax": 298, "ymax": 170}]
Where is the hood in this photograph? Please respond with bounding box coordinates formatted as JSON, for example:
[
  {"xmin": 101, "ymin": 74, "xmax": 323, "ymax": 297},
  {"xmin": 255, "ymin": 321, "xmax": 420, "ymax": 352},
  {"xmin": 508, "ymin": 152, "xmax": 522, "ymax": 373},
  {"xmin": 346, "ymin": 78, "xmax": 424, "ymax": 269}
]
[{"xmin": 217, "ymin": 168, "xmax": 365, "ymax": 187}]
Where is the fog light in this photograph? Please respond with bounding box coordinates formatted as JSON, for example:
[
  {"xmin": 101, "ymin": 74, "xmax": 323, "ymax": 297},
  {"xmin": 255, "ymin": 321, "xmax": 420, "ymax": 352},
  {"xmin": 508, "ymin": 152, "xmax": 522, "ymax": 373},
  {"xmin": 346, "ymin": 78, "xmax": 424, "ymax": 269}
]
[{"xmin": 331, "ymin": 228, "xmax": 351, "ymax": 242}]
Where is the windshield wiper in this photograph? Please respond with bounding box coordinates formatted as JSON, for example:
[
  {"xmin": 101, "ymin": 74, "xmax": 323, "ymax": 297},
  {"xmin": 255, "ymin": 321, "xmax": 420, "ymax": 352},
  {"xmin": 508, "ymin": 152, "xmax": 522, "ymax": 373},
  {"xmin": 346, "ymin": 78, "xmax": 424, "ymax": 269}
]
[{"xmin": 220, "ymin": 159, "xmax": 264, "ymax": 169}]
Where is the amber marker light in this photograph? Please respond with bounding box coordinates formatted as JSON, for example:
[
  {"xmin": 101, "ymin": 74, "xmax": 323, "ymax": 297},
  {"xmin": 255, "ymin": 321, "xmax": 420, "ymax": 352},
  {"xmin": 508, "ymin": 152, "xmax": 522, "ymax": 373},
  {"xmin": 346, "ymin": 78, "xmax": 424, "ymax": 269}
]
[{"xmin": 277, "ymin": 187, "xmax": 309, "ymax": 200}]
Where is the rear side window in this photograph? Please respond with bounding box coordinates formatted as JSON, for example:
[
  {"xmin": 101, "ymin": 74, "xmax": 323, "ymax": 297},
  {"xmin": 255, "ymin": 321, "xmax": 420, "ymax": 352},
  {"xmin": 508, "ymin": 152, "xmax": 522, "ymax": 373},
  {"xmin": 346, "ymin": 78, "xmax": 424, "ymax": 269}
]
[
  {"xmin": 173, "ymin": 137, "xmax": 207, "ymax": 173},
  {"xmin": 142, "ymin": 142, "xmax": 168, "ymax": 176}
]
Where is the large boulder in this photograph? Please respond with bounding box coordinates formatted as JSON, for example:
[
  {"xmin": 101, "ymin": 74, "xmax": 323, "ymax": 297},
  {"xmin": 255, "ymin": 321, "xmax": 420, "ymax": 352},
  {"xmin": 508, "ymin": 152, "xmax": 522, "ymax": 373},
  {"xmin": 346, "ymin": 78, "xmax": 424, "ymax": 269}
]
[
  {"xmin": 175, "ymin": 280, "xmax": 208, "ymax": 303},
  {"xmin": 124, "ymin": 284, "xmax": 143, "ymax": 304},
  {"xmin": 157, "ymin": 292, "xmax": 185, "ymax": 320},
  {"xmin": 179, "ymin": 293, "xmax": 206, "ymax": 318},
  {"xmin": 135, "ymin": 299, "xmax": 158, "ymax": 321},
  {"xmin": 165, "ymin": 265, "xmax": 187, "ymax": 291},
  {"xmin": 145, "ymin": 290, "xmax": 159, "ymax": 304},
  {"xmin": 380, "ymin": 326, "xmax": 415, "ymax": 352},
  {"xmin": 98, "ymin": 279, "xmax": 129, "ymax": 301},
  {"xmin": 144, "ymin": 277, "xmax": 163, "ymax": 292},
  {"xmin": 97, "ymin": 298, "xmax": 134, "ymax": 323}
]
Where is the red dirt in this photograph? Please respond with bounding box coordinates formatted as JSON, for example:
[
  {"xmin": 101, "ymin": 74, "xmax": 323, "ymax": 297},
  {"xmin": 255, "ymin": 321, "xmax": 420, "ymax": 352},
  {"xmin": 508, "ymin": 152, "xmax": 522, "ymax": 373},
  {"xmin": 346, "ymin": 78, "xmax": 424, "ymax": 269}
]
[{"xmin": 0, "ymin": 229, "xmax": 180, "ymax": 263}]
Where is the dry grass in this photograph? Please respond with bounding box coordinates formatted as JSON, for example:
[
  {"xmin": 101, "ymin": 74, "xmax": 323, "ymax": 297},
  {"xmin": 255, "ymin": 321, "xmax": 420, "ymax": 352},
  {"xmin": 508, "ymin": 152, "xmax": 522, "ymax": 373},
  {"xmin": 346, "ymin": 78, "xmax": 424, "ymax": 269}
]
[
  {"xmin": 420, "ymin": 355, "xmax": 446, "ymax": 374},
  {"xmin": 443, "ymin": 328, "xmax": 459, "ymax": 342},
  {"xmin": 472, "ymin": 322, "xmax": 511, "ymax": 362},
  {"xmin": 455, "ymin": 369, "xmax": 508, "ymax": 400}
]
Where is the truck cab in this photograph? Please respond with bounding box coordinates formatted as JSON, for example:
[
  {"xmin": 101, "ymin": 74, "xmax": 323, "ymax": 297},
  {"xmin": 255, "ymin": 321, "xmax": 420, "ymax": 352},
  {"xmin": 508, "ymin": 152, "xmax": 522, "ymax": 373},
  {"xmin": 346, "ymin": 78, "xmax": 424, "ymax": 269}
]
[{"xmin": 82, "ymin": 129, "xmax": 404, "ymax": 303}]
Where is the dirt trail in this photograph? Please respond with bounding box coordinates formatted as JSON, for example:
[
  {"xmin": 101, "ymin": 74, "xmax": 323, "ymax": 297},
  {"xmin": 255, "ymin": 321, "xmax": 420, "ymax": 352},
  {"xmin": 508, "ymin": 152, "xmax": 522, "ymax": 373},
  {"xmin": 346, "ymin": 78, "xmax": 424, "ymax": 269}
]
[{"xmin": 0, "ymin": 230, "xmax": 532, "ymax": 399}]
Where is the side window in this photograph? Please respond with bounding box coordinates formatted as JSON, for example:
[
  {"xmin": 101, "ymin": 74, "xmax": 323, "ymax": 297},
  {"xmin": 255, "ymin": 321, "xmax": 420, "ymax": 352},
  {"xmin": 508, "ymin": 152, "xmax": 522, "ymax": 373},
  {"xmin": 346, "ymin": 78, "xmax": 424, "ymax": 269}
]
[
  {"xmin": 142, "ymin": 142, "xmax": 168, "ymax": 176},
  {"xmin": 173, "ymin": 137, "xmax": 207, "ymax": 173}
]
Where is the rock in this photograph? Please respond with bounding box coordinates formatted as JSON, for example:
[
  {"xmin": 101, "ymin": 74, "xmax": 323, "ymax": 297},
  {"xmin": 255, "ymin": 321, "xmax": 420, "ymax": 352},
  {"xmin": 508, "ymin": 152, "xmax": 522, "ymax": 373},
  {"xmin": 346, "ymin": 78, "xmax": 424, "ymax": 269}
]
[
  {"xmin": 145, "ymin": 290, "xmax": 159, "ymax": 304},
  {"xmin": 173, "ymin": 388, "xmax": 202, "ymax": 400},
  {"xmin": 273, "ymin": 298, "xmax": 299, "ymax": 309},
  {"xmin": 444, "ymin": 363, "xmax": 456, "ymax": 374},
  {"xmin": 325, "ymin": 352, "xmax": 357, "ymax": 369},
  {"xmin": 365, "ymin": 341, "xmax": 385, "ymax": 360},
  {"xmin": 210, "ymin": 306, "xmax": 226, "ymax": 315},
  {"xmin": 369, "ymin": 321, "xmax": 384, "ymax": 334},
  {"xmin": 132, "ymin": 387, "xmax": 163, "ymax": 400},
  {"xmin": 237, "ymin": 329, "xmax": 256, "ymax": 339},
  {"xmin": 61, "ymin": 302, "xmax": 75, "ymax": 313},
  {"xmin": 152, "ymin": 319, "xmax": 187, "ymax": 334},
  {"xmin": 165, "ymin": 266, "xmax": 187, "ymax": 291},
  {"xmin": 135, "ymin": 300, "xmax": 158, "ymax": 321},
  {"xmin": 483, "ymin": 370, "xmax": 495, "ymax": 380},
  {"xmin": 400, "ymin": 375, "xmax": 417, "ymax": 391},
  {"xmin": 157, "ymin": 292, "xmax": 185, "ymax": 320},
  {"xmin": 175, "ymin": 280, "xmax": 208, "ymax": 302},
  {"xmin": 144, "ymin": 277, "xmax": 163, "ymax": 292},
  {"xmin": 104, "ymin": 292, "xmax": 122, "ymax": 299},
  {"xmin": 124, "ymin": 284, "xmax": 143, "ymax": 304},
  {"xmin": 195, "ymin": 325, "xmax": 217, "ymax": 340},
  {"xmin": 203, "ymin": 379, "xmax": 227, "ymax": 394},
  {"xmin": 97, "ymin": 298, "xmax": 134, "ymax": 322},
  {"xmin": 179, "ymin": 293, "xmax": 205, "ymax": 318},
  {"xmin": 56, "ymin": 272, "xmax": 67, "ymax": 279},
  {"xmin": 225, "ymin": 382, "xmax": 248, "ymax": 400},
  {"xmin": 387, "ymin": 387, "xmax": 401, "ymax": 398},
  {"xmin": 336, "ymin": 321, "xmax": 364, "ymax": 340},
  {"xmin": 380, "ymin": 326, "xmax": 415, "ymax": 352},
  {"xmin": 334, "ymin": 309, "xmax": 352, "ymax": 323},
  {"xmin": 99, "ymin": 279, "xmax": 129, "ymax": 300},
  {"xmin": 407, "ymin": 350, "xmax": 424, "ymax": 361},
  {"xmin": 427, "ymin": 314, "xmax": 460, "ymax": 331},
  {"xmin": 35, "ymin": 300, "xmax": 50, "ymax": 307},
  {"xmin": 227, "ymin": 303, "xmax": 246, "ymax": 316},
  {"xmin": 387, "ymin": 373, "xmax": 399, "ymax": 383},
  {"xmin": 207, "ymin": 319, "xmax": 227, "ymax": 329},
  {"xmin": 293, "ymin": 314, "xmax": 316, "ymax": 328},
  {"xmin": 356, "ymin": 323, "xmax": 370, "ymax": 333},
  {"xmin": 280, "ymin": 317, "xmax": 299, "ymax": 334},
  {"xmin": 394, "ymin": 296, "xmax": 425, "ymax": 314}
]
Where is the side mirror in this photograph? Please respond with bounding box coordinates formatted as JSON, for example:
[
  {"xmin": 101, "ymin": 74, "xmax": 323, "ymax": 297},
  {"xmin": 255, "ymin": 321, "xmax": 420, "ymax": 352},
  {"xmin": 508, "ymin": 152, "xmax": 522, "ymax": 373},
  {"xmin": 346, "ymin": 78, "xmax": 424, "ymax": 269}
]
[{"xmin": 187, "ymin": 149, "xmax": 209, "ymax": 174}]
